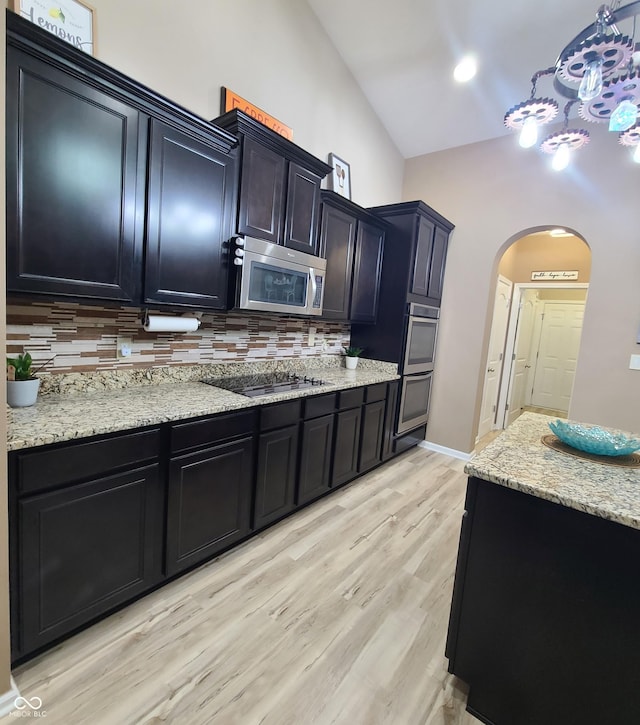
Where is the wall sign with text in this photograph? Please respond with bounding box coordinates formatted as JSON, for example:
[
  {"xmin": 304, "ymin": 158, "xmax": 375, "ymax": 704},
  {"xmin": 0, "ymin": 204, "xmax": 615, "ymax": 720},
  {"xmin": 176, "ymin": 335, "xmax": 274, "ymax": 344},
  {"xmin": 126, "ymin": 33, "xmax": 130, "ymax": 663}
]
[
  {"xmin": 221, "ymin": 88, "xmax": 293, "ymax": 141},
  {"xmin": 531, "ymin": 270, "xmax": 579, "ymax": 281},
  {"xmin": 12, "ymin": 0, "xmax": 96, "ymax": 55}
]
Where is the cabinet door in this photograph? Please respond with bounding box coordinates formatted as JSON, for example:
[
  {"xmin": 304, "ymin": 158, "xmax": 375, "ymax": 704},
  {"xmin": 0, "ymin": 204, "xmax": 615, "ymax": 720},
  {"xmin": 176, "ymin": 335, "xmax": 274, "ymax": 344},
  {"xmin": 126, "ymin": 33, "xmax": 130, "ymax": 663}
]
[
  {"xmin": 427, "ymin": 225, "xmax": 450, "ymax": 303},
  {"xmin": 332, "ymin": 407, "xmax": 362, "ymax": 487},
  {"xmin": 410, "ymin": 216, "xmax": 435, "ymax": 298},
  {"xmin": 358, "ymin": 400, "xmax": 385, "ymax": 473},
  {"xmin": 18, "ymin": 464, "xmax": 162, "ymax": 654},
  {"xmin": 145, "ymin": 120, "xmax": 236, "ymax": 308},
  {"xmin": 284, "ymin": 163, "xmax": 322, "ymax": 254},
  {"xmin": 298, "ymin": 414, "xmax": 335, "ymax": 505},
  {"xmin": 6, "ymin": 47, "xmax": 144, "ymax": 302},
  {"xmin": 382, "ymin": 380, "xmax": 400, "ymax": 461},
  {"xmin": 254, "ymin": 425, "xmax": 300, "ymax": 529},
  {"xmin": 351, "ymin": 221, "xmax": 384, "ymax": 324},
  {"xmin": 166, "ymin": 436, "xmax": 254, "ymax": 576},
  {"xmin": 318, "ymin": 203, "xmax": 356, "ymax": 320},
  {"xmin": 238, "ymin": 137, "xmax": 286, "ymax": 243}
]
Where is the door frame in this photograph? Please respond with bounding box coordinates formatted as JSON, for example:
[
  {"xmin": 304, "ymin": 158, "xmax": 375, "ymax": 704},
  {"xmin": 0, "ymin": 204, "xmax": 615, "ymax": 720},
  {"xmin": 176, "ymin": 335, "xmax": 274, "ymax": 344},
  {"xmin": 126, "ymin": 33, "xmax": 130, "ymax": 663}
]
[
  {"xmin": 496, "ymin": 282, "xmax": 589, "ymax": 428},
  {"xmin": 477, "ymin": 274, "xmax": 513, "ymax": 441}
]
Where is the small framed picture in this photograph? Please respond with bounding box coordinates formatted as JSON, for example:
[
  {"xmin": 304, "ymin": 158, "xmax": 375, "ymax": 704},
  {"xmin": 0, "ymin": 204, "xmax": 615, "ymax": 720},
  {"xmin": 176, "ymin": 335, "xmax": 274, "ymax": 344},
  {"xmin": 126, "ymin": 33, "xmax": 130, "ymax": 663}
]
[
  {"xmin": 328, "ymin": 153, "xmax": 351, "ymax": 199},
  {"xmin": 12, "ymin": 0, "xmax": 97, "ymax": 56}
]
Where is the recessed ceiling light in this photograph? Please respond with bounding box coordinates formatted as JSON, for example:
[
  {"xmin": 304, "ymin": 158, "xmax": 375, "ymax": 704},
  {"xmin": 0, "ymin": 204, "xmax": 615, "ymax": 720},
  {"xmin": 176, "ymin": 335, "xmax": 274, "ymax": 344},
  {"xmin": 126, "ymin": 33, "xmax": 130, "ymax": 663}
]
[{"xmin": 453, "ymin": 56, "xmax": 477, "ymax": 83}]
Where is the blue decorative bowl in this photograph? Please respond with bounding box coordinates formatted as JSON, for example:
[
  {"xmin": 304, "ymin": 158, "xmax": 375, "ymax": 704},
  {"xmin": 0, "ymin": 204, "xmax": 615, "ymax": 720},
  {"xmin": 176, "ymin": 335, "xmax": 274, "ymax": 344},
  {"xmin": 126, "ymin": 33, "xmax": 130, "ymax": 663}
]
[{"xmin": 548, "ymin": 419, "xmax": 640, "ymax": 457}]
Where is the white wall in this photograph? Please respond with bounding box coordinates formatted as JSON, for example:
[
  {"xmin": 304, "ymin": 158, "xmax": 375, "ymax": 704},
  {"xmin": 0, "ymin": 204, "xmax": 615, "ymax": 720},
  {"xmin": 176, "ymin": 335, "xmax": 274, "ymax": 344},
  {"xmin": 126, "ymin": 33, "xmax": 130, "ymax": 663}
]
[
  {"xmin": 405, "ymin": 130, "xmax": 640, "ymax": 452},
  {"xmin": 86, "ymin": 0, "xmax": 404, "ymax": 207}
]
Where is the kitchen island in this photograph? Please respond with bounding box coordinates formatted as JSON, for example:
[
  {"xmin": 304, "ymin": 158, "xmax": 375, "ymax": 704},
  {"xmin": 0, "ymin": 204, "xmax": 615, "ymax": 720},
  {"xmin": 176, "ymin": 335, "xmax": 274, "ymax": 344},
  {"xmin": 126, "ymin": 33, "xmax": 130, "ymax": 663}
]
[{"xmin": 446, "ymin": 413, "xmax": 640, "ymax": 725}]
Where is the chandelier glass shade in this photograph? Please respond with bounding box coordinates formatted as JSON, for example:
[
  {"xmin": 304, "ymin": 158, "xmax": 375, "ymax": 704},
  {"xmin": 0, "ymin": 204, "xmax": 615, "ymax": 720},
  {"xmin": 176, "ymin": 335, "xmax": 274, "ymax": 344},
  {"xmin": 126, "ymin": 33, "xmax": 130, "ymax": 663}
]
[{"xmin": 504, "ymin": 2, "xmax": 640, "ymax": 168}]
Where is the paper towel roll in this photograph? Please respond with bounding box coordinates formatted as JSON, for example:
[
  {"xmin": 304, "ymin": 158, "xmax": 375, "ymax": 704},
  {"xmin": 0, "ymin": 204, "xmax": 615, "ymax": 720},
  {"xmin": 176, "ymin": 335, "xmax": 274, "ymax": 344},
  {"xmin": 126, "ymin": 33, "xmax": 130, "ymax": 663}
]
[{"xmin": 143, "ymin": 314, "xmax": 200, "ymax": 333}]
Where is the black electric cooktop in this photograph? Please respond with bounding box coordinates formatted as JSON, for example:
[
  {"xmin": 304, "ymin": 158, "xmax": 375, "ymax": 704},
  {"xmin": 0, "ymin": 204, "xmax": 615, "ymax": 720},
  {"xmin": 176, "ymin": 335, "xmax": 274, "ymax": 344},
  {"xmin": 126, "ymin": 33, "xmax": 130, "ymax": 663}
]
[{"xmin": 201, "ymin": 372, "xmax": 327, "ymax": 397}]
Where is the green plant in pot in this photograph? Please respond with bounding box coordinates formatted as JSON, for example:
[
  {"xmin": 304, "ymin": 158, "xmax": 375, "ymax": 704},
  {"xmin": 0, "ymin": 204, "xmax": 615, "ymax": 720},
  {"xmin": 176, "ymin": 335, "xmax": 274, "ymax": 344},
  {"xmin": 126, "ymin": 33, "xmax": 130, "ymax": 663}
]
[
  {"xmin": 343, "ymin": 345, "xmax": 363, "ymax": 370},
  {"xmin": 6, "ymin": 352, "xmax": 43, "ymax": 408}
]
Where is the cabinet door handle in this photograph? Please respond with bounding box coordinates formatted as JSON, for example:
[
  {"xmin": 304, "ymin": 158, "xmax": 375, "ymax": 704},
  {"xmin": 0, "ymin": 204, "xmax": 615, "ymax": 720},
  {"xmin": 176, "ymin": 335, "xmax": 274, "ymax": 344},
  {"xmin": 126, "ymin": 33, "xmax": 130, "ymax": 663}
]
[{"xmin": 488, "ymin": 367, "xmax": 495, "ymax": 373}]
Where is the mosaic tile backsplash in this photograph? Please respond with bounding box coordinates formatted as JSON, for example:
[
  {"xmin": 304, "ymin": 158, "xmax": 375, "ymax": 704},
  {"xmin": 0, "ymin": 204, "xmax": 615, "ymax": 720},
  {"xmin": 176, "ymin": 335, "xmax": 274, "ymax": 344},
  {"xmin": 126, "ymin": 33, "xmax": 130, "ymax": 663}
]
[{"xmin": 7, "ymin": 301, "xmax": 351, "ymax": 376}]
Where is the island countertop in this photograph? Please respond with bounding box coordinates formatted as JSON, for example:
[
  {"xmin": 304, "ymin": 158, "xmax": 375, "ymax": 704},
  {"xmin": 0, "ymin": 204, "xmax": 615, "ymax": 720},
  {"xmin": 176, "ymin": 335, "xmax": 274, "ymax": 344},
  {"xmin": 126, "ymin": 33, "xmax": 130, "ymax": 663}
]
[
  {"xmin": 465, "ymin": 412, "xmax": 640, "ymax": 531},
  {"xmin": 7, "ymin": 362, "xmax": 399, "ymax": 452}
]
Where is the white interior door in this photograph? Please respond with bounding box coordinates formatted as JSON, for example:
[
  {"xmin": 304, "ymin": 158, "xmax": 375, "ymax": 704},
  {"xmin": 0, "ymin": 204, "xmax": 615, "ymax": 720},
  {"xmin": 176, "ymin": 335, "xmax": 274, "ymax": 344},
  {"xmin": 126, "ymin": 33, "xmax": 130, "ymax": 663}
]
[
  {"xmin": 530, "ymin": 301, "xmax": 585, "ymax": 413},
  {"xmin": 477, "ymin": 276, "xmax": 513, "ymax": 440},
  {"xmin": 505, "ymin": 292, "xmax": 537, "ymax": 426}
]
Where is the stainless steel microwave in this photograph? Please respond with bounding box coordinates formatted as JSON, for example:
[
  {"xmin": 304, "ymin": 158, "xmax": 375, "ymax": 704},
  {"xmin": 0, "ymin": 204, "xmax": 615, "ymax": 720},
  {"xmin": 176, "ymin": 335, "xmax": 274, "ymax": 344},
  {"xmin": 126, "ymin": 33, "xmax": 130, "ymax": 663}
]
[{"xmin": 231, "ymin": 236, "xmax": 326, "ymax": 316}]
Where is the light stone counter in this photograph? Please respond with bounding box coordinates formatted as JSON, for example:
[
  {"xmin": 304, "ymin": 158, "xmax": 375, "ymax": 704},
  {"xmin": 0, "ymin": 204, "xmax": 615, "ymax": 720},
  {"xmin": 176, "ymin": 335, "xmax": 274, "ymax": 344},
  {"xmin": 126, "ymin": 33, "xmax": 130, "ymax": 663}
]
[
  {"xmin": 465, "ymin": 412, "xmax": 640, "ymax": 531},
  {"xmin": 8, "ymin": 361, "xmax": 399, "ymax": 452}
]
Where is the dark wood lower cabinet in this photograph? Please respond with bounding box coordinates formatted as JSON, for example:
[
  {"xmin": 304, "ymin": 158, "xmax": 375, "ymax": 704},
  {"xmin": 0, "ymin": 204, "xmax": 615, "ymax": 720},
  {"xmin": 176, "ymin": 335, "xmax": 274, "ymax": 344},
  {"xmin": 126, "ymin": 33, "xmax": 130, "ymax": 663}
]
[
  {"xmin": 358, "ymin": 400, "xmax": 385, "ymax": 473},
  {"xmin": 10, "ymin": 380, "xmax": 410, "ymax": 663},
  {"xmin": 18, "ymin": 464, "xmax": 163, "ymax": 655},
  {"xmin": 331, "ymin": 407, "xmax": 362, "ymax": 487},
  {"xmin": 298, "ymin": 414, "xmax": 335, "ymax": 505},
  {"xmin": 382, "ymin": 380, "xmax": 400, "ymax": 461},
  {"xmin": 254, "ymin": 424, "xmax": 300, "ymax": 529},
  {"xmin": 166, "ymin": 436, "xmax": 254, "ymax": 576}
]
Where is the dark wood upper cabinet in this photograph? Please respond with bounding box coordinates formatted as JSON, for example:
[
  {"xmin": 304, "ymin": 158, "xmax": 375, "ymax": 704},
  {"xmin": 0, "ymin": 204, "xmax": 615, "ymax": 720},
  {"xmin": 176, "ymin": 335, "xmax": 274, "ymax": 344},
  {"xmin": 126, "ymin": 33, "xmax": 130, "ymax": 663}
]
[
  {"xmin": 6, "ymin": 12, "xmax": 238, "ymax": 308},
  {"xmin": 6, "ymin": 45, "xmax": 145, "ymax": 302},
  {"xmin": 284, "ymin": 163, "xmax": 323, "ymax": 253},
  {"xmin": 319, "ymin": 191, "xmax": 386, "ymax": 324},
  {"xmin": 351, "ymin": 220, "xmax": 385, "ymax": 324},
  {"xmin": 410, "ymin": 216, "xmax": 436, "ymax": 298},
  {"xmin": 318, "ymin": 201, "xmax": 357, "ymax": 320},
  {"xmin": 144, "ymin": 120, "xmax": 237, "ymax": 308},
  {"xmin": 213, "ymin": 110, "xmax": 331, "ymax": 255},
  {"xmin": 237, "ymin": 137, "xmax": 286, "ymax": 243},
  {"xmin": 369, "ymin": 200, "xmax": 454, "ymax": 308},
  {"xmin": 428, "ymin": 225, "xmax": 450, "ymax": 303}
]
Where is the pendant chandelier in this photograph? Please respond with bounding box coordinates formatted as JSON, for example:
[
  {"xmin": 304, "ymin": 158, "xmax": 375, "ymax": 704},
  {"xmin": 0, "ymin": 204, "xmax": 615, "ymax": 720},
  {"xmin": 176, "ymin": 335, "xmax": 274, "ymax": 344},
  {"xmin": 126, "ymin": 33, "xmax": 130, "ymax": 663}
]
[{"xmin": 504, "ymin": 2, "xmax": 640, "ymax": 169}]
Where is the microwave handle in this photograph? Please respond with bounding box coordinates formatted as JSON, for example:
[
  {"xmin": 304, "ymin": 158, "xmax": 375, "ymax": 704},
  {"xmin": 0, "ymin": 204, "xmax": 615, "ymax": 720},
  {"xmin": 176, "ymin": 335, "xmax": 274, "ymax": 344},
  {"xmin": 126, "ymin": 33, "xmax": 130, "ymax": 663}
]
[{"xmin": 309, "ymin": 269, "xmax": 317, "ymax": 305}]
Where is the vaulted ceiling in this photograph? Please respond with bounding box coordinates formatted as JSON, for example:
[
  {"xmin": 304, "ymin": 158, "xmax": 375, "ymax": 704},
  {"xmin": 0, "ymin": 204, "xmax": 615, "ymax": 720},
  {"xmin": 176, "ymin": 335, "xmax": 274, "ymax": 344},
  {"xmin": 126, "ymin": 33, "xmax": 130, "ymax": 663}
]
[{"xmin": 307, "ymin": 0, "xmax": 632, "ymax": 158}]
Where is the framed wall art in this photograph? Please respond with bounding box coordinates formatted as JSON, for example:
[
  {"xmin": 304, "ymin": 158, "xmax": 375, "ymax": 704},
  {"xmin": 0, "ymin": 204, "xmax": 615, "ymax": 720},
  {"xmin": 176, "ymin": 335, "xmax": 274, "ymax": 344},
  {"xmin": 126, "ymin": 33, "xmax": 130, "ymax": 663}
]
[
  {"xmin": 12, "ymin": 0, "xmax": 97, "ymax": 56},
  {"xmin": 328, "ymin": 153, "xmax": 351, "ymax": 200}
]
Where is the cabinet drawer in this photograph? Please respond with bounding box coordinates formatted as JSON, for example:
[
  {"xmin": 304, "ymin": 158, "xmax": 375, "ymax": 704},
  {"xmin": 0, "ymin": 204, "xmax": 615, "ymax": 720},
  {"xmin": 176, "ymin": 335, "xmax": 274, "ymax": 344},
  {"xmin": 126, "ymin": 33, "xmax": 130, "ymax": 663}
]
[
  {"xmin": 260, "ymin": 400, "xmax": 301, "ymax": 431},
  {"xmin": 365, "ymin": 383, "xmax": 387, "ymax": 403},
  {"xmin": 303, "ymin": 393, "xmax": 336, "ymax": 420},
  {"xmin": 16, "ymin": 429, "xmax": 161, "ymax": 496},
  {"xmin": 171, "ymin": 410, "xmax": 255, "ymax": 453},
  {"xmin": 337, "ymin": 387, "xmax": 364, "ymax": 410}
]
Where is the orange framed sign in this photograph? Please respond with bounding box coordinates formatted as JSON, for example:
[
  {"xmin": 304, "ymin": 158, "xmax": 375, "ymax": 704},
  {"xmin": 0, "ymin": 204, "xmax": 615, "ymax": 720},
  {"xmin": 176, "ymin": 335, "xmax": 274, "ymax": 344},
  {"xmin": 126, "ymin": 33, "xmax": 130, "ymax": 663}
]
[{"xmin": 221, "ymin": 88, "xmax": 293, "ymax": 141}]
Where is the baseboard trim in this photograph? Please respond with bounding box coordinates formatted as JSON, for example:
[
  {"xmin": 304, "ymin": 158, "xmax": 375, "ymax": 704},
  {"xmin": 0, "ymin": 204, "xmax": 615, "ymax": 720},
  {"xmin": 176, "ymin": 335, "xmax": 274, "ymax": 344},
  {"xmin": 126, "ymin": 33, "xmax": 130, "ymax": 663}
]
[
  {"xmin": 419, "ymin": 440, "xmax": 472, "ymax": 462},
  {"xmin": 0, "ymin": 678, "xmax": 20, "ymax": 717}
]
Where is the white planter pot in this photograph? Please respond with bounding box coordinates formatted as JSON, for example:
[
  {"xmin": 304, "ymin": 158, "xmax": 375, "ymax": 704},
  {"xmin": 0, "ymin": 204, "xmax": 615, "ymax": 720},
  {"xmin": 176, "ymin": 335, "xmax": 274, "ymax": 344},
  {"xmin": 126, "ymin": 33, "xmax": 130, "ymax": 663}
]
[
  {"xmin": 345, "ymin": 356, "xmax": 359, "ymax": 370},
  {"xmin": 7, "ymin": 378, "xmax": 41, "ymax": 408}
]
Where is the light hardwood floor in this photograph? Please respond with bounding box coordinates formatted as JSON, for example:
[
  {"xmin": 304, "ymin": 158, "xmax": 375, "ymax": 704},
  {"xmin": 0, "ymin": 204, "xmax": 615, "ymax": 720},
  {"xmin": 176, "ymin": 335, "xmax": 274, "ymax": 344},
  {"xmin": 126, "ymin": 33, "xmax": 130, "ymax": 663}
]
[{"xmin": 3, "ymin": 447, "xmax": 479, "ymax": 725}]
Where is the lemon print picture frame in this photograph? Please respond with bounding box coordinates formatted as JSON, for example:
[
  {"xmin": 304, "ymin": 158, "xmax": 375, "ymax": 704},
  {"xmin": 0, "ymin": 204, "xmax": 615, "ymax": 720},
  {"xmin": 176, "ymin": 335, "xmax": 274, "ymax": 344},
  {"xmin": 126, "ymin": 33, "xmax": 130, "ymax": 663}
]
[{"xmin": 12, "ymin": 0, "xmax": 97, "ymax": 56}]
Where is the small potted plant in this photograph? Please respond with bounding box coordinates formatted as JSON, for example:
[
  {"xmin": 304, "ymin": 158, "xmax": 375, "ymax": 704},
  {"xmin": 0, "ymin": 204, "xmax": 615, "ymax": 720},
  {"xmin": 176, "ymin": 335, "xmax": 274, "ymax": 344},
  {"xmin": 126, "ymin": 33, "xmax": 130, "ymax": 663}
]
[
  {"xmin": 343, "ymin": 345, "xmax": 363, "ymax": 370},
  {"xmin": 6, "ymin": 352, "xmax": 43, "ymax": 407}
]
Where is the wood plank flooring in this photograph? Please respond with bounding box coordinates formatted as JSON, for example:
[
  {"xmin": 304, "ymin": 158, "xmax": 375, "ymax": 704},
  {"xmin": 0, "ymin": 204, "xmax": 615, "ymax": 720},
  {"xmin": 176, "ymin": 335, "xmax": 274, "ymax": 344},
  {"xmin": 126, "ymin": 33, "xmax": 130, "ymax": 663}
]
[{"xmin": 3, "ymin": 447, "xmax": 478, "ymax": 725}]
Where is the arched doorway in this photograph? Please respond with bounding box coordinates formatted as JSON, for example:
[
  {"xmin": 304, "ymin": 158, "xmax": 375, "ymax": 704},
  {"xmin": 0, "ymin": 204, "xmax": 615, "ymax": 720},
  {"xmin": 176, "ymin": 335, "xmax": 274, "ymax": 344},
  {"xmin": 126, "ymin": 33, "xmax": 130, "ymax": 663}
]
[{"xmin": 476, "ymin": 228, "xmax": 591, "ymax": 445}]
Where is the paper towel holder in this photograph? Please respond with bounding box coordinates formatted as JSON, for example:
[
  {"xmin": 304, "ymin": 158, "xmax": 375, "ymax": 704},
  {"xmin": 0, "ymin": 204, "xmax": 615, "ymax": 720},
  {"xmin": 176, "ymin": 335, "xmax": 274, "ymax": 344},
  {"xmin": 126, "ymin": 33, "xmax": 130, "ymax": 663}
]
[{"xmin": 141, "ymin": 310, "xmax": 203, "ymax": 333}]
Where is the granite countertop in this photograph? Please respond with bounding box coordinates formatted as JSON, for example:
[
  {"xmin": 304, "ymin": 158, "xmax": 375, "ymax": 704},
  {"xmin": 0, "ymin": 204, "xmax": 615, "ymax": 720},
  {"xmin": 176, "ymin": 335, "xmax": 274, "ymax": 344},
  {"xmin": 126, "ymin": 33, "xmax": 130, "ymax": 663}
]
[
  {"xmin": 7, "ymin": 362, "xmax": 399, "ymax": 452},
  {"xmin": 466, "ymin": 412, "xmax": 640, "ymax": 531}
]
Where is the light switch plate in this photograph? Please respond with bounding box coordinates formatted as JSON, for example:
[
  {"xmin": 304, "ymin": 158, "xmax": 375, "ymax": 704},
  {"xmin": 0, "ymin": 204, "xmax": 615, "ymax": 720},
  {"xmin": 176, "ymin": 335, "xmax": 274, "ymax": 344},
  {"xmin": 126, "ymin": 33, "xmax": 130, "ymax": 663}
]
[{"xmin": 629, "ymin": 354, "xmax": 640, "ymax": 370}]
